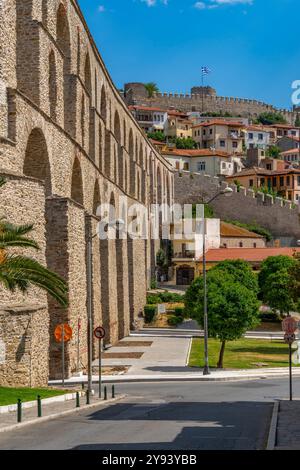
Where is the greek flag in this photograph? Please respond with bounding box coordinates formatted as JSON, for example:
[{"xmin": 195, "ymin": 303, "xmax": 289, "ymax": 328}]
[{"xmin": 201, "ymin": 66, "xmax": 211, "ymax": 75}]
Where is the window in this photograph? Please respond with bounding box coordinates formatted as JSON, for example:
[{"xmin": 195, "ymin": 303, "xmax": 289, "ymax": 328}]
[
  {"xmin": 258, "ymin": 133, "xmax": 263, "ymax": 140},
  {"xmin": 287, "ymin": 176, "xmax": 290, "ymax": 186},
  {"xmin": 209, "ymin": 128, "xmax": 213, "ymax": 135},
  {"xmin": 248, "ymin": 133, "xmax": 253, "ymax": 139},
  {"xmin": 222, "ymin": 162, "xmax": 226, "ymax": 169},
  {"xmin": 273, "ymin": 177, "xmax": 277, "ymax": 187},
  {"xmin": 220, "ymin": 140, "xmax": 226, "ymax": 147},
  {"xmin": 232, "ymin": 141, "xmax": 238, "ymax": 148},
  {"xmin": 253, "ymin": 243, "xmax": 257, "ymax": 248},
  {"xmin": 175, "ymin": 161, "xmax": 180, "ymax": 170},
  {"xmin": 266, "ymin": 164, "xmax": 272, "ymax": 170},
  {"xmin": 197, "ymin": 162, "xmax": 206, "ymax": 172},
  {"xmin": 291, "ymin": 131, "xmax": 297, "ymax": 136},
  {"xmin": 298, "ymin": 176, "xmax": 300, "ymax": 186},
  {"xmin": 280, "ymin": 176, "xmax": 284, "ymax": 187},
  {"xmin": 203, "ymin": 129, "xmax": 206, "ymax": 136},
  {"xmin": 249, "ymin": 179, "xmax": 254, "ymax": 187},
  {"xmin": 183, "ymin": 162, "xmax": 189, "ymax": 171},
  {"xmin": 296, "ymin": 194, "xmax": 299, "ymax": 201},
  {"xmin": 239, "ymin": 242, "xmax": 243, "ymax": 248}
]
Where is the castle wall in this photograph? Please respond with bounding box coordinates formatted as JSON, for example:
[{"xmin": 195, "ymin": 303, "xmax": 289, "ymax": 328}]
[{"xmin": 174, "ymin": 173, "xmax": 300, "ymax": 243}]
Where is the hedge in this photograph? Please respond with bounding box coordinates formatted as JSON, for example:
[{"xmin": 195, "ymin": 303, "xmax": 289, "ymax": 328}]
[
  {"xmin": 168, "ymin": 315, "xmax": 183, "ymax": 326},
  {"xmin": 144, "ymin": 305, "xmax": 157, "ymax": 324}
]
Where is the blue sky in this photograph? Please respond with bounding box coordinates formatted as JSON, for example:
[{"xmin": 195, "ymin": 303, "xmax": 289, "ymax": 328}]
[{"xmin": 78, "ymin": 0, "xmax": 300, "ymax": 109}]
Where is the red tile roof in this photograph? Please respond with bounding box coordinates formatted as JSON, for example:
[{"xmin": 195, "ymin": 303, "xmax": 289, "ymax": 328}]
[
  {"xmin": 220, "ymin": 222, "xmax": 264, "ymax": 239},
  {"xmin": 200, "ymin": 248, "xmax": 300, "ymax": 263},
  {"xmin": 162, "ymin": 148, "xmax": 231, "ymax": 158},
  {"xmin": 192, "ymin": 120, "xmax": 244, "ymax": 129}
]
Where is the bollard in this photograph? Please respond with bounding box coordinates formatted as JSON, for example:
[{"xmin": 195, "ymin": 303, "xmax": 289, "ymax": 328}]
[
  {"xmin": 37, "ymin": 395, "xmax": 42, "ymax": 418},
  {"xmin": 76, "ymin": 391, "xmax": 80, "ymax": 408},
  {"xmin": 86, "ymin": 389, "xmax": 90, "ymax": 405},
  {"xmin": 81, "ymin": 382, "xmax": 85, "ymax": 391},
  {"xmin": 17, "ymin": 399, "xmax": 22, "ymax": 423},
  {"xmin": 112, "ymin": 385, "xmax": 115, "ymax": 399},
  {"xmin": 104, "ymin": 386, "xmax": 107, "ymax": 401}
]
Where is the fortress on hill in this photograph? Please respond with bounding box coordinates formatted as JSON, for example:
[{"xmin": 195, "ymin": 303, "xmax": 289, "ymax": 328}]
[{"xmin": 124, "ymin": 83, "xmax": 295, "ymax": 124}]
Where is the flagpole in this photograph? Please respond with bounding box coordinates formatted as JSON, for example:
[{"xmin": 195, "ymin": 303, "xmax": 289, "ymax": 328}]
[{"xmin": 201, "ymin": 70, "xmax": 204, "ymax": 115}]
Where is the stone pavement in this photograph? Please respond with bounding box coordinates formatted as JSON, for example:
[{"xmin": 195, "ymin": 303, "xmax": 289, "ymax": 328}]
[{"xmin": 275, "ymin": 401, "xmax": 300, "ymax": 450}]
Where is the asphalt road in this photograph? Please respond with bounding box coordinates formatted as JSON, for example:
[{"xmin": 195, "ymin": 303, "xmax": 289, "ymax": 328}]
[{"xmin": 1, "ymin": 378, "xmax": 296, "ymax": 450}]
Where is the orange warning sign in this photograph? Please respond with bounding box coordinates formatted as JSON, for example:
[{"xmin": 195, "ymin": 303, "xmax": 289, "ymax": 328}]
[{"xmin": 54, "ymin": 324, "xmax": 73, "ymax": 343}]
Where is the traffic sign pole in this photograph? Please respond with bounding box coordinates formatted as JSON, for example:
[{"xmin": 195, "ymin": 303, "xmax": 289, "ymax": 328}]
[
  {"xmin": 99, "ymin": 338, "xmax": 102, "ymax": 399},
  {"xmin": 62, "ymin": 324, "xmax": 65, "ymax": 388},
  {"xmin": 289, "ymin": 343, "xmax": 293, "ymax": 401}
]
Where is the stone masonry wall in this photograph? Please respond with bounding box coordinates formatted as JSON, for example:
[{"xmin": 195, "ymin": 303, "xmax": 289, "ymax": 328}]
[{"xmin": 174, "ymin": 172, "xmax": 300, "ymax": 243}]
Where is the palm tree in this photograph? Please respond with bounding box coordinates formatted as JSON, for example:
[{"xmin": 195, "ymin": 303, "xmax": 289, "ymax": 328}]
[
  {"xmin": 144, "ymin": 82, "xmax": 159, "ymax": 98},
  {"xmin": 0, "ymin": 178, "xmax": 68, "ymax": 307}
]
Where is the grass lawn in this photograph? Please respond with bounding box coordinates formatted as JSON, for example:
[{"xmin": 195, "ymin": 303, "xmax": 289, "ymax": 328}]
[
  {"xmin": 0, "ymin": 387, "xmax": 68, "ymax": 406},
  {"xmin": 189, "ymin": 338, "xmax": 299, "ymax": 370}
]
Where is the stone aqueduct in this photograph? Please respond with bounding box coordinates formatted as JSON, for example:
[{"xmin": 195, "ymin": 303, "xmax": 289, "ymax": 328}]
[{"xmin": 0, "ymin": 0, "xmax": 174, "ymax": 386}]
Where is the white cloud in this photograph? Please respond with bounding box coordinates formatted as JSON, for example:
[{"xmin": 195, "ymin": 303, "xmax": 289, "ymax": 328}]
[
  {"xmin": 140, "ymin": 0, "xmax": 168, "ymax": 6},
  {"xmin": 194, "ymin": 0, "xmax": 253, "ymax": 9}
]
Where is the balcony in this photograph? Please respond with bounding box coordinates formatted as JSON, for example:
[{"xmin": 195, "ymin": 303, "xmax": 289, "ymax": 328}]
[{"xmin": 173, "ymin": 251, "xmax": 196, "ymax": 260}]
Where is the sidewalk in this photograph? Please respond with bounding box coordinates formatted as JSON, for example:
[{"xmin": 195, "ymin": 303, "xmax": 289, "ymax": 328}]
[
  {"xmin": 0, "ymin": 390, "xmax": 121, "ymax": 433},
  {"xmin": 275, "ymin": 401, "xmax": 300, "ymax": 450}
]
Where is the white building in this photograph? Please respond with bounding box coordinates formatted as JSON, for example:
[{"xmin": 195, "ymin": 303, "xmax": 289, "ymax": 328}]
[
  {"xmin": 162, "ymin": 148, "xmax": 244, "ymax": 178},
  {"xmin": 128, "ymin": 105, "xmax": 167, "ymax": 133},
  {"xmin": 244, "ymin": 125, "xmax": 270, "ymax": 150}
]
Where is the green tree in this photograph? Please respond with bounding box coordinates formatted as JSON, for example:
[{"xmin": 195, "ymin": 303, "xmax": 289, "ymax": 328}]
[
  {"xmin": 175, "ymin": 137, "xmax": 197, "ymax": 149},
  {"xmin": 212, "ymin": 259, "xmax": 259, "ymax": 293},
  {"xmin": 256, "ymin": 112, "xmax": 287, "ymax": 125},
  {"xmin": 147, "ymin": 131, "xmax": 165, "ymax": 142},
  {"xmin": 185, "ymin": 267, "xmax": 260, "ymax": 368},
  {"xmin": 295, "ymin": 114, "xmax": 300, "ymax": 127},
  {"xmin": 144, "ymin": 82, "xmax": 159, "ymax": 98},
  {"xmin": 262, "ymin": 269, "xmax": 295, "ymax": 316},
  {"xmin": 266, "ymin": 145, "xmax": 281, "ymax": 159},
  {"xmin": 259, "ymin": 255, "xmax": 297, "ymax": 316},
  {"xmin": 0, "ymin": 178, "xmax": 68, "ymax": 306}
]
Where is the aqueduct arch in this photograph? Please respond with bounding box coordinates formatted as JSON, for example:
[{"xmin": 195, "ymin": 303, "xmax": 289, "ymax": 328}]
[{"xmin": 23, "ymin": 128, "xmax": 52, "ymax": 197}]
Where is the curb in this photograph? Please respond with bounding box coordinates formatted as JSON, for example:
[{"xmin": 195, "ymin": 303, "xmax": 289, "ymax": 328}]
[
  {"xmin": 49, "ymin": 372, "xmax": 300, "ymax": 386},
  {"xmin": 0, "ymin": 395, "xmax": 125, "ymax": 434},
  {"xmin": 266, "ymin": 401, "xmax": 279, "ymax": 450}
]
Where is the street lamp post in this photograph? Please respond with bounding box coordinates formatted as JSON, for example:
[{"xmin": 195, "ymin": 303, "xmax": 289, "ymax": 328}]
[{"xmin": 201, "ymin": 186, "xmax": 233, "ymax": 376}]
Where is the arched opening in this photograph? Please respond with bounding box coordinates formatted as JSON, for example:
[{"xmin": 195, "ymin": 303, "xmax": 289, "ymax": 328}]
[
  {"xmin": 56, "ymin": 3, "xmax": 71, "ymax": 130},
  {"xmin": 114, "ymin": 145, "xmax": 118, "ymax": 184},
  {"xmin": 129, "ymin": 129, "xmax": 134, "ymax": 159},
  {"xmin": 99, "ymin": 123, "xmax": 103, "ymax": 171},
  {"xmin": 24, "ymin": 128, "xmax": 51, "ymax": 196},
  {"xmin": 94, "ymin": 70, "xmax": 98, "ymax": 109},
  {"xmin": 114, "ymin": 111, "xmax": 121, "ymax": 143},
  {"xmin": 123, "ymin": 120, "xmax": 126, "ymax": 149},
  {"xmin": 139, "ymin": 143, "xmax": 144, "ymax": 168},
  {"xmin": 100, "ymin": 85, "xmax": 107, "ymax": 123},
  {"xmin": 93, "ymin": 180, "xmax": 101, "ymax": 215},
  {"xmin": 81, "ymin": 94, "xmax": 85, "ymax": 147},
  {"xmin": 71, "ymin": 158, "xmax": 84, "ymax": 205},
  {"xmin": 176, "ymin": 266, "xmax": 195, "ymax": 286},
  {"xmin": 49, "ymin": 50, "xmax": 57, "ymax": 121},
  {"xmin": 157, "ymin": 166, "xmax": 162, "ymax": 205},
  {"xmin": 84, "ymin": 52, "xmax": 92, "ymax": 96}
]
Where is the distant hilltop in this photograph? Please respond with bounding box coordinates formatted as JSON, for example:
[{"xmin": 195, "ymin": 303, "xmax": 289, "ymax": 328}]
[{"xmin": 123, "ymin": 82, "xmax": 295, "ymax": 124}]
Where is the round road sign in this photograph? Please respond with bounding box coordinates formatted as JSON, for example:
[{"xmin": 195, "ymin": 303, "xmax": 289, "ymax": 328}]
[
  {"xmin": 94, "ymin": 326, "xmax": 106, "ymax": 340},
  {"xmin": 54, "ymin": 324, "xmax": 73, "ymax": 343},
  {"xmin": 282, "ymin": 317, "xmax": 298, "ymax": 335}
]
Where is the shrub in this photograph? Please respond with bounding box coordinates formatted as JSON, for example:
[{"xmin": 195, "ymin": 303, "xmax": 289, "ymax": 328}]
[
  {"xmin": 174, "ymin": 306, "xmax": 186, "ymax": 318},
  {"xmin": 168, "ymin": 315, "xmax": 183, "ymax": 326},
  {"xmin": 150, "ymin": 278, "xmax": 158, "ymax": 289},
  {"xmin": 144, "ymin": 305, "xmax": 157, "ymax": 324},
  {"xmin": 159, "ymin": 292, "xmax": 185, "ymax": 303},
  {"xmin": 146, "ymin": 294, "xmax": 161, "ymax": 305}
]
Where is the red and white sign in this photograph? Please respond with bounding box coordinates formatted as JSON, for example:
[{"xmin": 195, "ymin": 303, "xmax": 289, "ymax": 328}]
[
  {"xmin": 94, "ymin": 326, "xmax": 106, "ymax": 340},
  {"xmin": 282, "ymin": 317, "xmax": 298, "ymax": 335}
]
